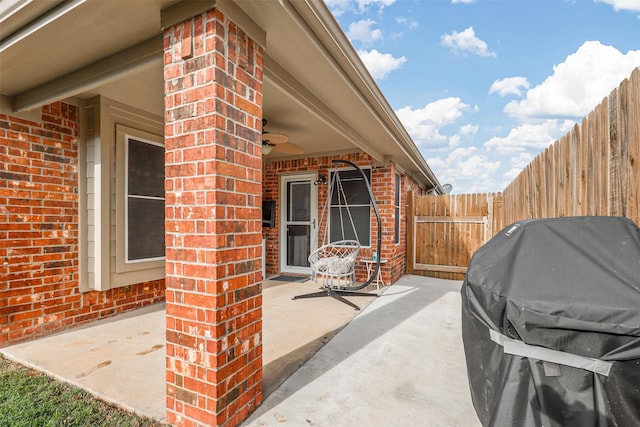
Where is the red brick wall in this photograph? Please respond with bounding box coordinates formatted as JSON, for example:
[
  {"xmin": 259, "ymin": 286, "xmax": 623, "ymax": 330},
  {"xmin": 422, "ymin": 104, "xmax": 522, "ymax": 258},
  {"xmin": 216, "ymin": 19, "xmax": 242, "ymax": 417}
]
[
  {"xmin": 0, "ymin": 102, "xmax": 165, "ymax": 347},
  {"xmin": 262, "ymin": 153, "xmax": 421, "ymax": 285},
  {"xmin": 164, "ymin": 8, "xmax": 263, "ymax": 427}
]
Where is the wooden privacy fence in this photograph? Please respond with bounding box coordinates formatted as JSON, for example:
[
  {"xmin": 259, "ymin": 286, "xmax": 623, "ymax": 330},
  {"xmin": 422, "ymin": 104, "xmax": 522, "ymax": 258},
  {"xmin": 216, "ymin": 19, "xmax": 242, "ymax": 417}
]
[
  {"xmin": 406, "ymin": 192, "xmax": 503, "ymax": 280},
  {"xmin": 503, "ymin": 67, "xmax": 639, "ymax": 226},
  {"xmin": 408, "ymin": 68, "xmax": 639, "ymax": 279}
]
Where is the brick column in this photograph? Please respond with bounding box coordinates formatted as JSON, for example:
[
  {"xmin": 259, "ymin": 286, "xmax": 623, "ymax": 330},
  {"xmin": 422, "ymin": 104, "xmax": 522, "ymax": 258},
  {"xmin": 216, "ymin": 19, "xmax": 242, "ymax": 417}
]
[{"xmin": 163, "ymin": 8, "xmax": 263, "ymax": 427}]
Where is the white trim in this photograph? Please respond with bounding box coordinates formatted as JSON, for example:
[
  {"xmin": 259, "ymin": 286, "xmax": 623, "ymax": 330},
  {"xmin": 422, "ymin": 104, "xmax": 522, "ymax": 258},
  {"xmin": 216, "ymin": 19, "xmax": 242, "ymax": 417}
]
[
  {"xmin": 0, "ymin": 0, "xmax": 32, "ymax": 23},
  {"xmin": 0, "ymin": 0, "xmax": 87, "ymax": 53},
  {"xmin": 116, "ymin": 124, "xmax": 165, "ymax": 273},
  {"xmin": 123, "ymin": 133, "xmax": 165, "ymax": 264},
  {"xmin": 279, "ymin": 172, "xmax": 318, "ymax": 274},
  {"xmin": 394, "ymin": 172, "xmax": 401, "ymax": 246}
]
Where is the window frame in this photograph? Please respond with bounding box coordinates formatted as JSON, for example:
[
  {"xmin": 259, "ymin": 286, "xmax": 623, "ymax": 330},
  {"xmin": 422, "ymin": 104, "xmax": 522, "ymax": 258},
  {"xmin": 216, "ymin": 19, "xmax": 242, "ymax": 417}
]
[
  {"xmin": 115, "ymin": 124, "xmax": 165, "ymax": 274},
  {"xmin": 395, "ymin": 173, "xmax": 402, "ymax": 245},
  {"xmin": 328, "ymin": 167, "xmax": 372, "ymax": 247}
]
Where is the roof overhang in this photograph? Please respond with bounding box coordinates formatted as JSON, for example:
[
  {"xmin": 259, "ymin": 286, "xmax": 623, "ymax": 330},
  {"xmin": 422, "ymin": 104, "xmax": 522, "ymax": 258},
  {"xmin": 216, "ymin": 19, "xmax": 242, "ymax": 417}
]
[{"xmin": 0, "ymin": 0, "xmax": 442, "ymax": 192}]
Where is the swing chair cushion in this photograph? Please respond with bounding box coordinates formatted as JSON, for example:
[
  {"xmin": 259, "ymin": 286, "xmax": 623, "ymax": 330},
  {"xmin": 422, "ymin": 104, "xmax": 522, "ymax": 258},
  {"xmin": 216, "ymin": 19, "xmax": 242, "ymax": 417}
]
[{"xmin": 309, "ymin": 240, "xmax": 360, "ymax": 285}]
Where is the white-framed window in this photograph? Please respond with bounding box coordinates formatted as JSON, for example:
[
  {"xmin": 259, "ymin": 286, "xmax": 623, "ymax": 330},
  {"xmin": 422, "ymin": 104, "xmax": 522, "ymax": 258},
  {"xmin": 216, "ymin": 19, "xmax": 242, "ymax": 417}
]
[
  {"xmin": 114, "ymin": 124, "xmax": 165, "ymax": 277},
  {"xmin": 394, "ymin": 173, "xmax": 401, "ymax": 244},
  {"xmin": 329, "ymin": 168, "xmax": 371, "ymax": 246},
  {"xmin": 125, "ymin": 136, "xmax": 165, "ymax": 262},
  {"xmin": 79, "ymin": 97, "xmax": 165, "ymax": 291}
]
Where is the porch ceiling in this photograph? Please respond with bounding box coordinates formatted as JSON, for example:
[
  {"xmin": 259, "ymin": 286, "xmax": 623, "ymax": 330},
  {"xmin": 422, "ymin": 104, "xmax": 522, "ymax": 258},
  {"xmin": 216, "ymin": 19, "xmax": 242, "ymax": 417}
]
[{"xmin": 0, "ymin": 0, "xmax": 442, "ymax": 191}]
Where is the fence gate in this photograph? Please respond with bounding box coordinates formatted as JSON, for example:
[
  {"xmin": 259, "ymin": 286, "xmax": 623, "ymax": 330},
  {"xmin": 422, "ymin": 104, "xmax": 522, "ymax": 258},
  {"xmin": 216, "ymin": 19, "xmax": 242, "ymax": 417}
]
[{"xmin": 406, "ymin": 192, "xmax": 503, "ymax": 280}]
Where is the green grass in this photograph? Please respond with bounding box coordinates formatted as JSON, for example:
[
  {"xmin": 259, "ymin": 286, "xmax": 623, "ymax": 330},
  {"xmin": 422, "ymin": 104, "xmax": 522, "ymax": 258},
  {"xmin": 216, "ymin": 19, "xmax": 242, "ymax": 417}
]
[{"xmin": 0, "ymin": 355, "xmax": 167, "ymax": 427}]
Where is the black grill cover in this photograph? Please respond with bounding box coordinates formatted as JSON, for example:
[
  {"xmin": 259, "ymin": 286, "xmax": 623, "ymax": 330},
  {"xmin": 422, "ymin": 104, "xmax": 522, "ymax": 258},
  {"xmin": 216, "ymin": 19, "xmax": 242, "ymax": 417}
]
[{"xmin": 461, "ymin": 216, "xmax": 640, "ymax": 427}]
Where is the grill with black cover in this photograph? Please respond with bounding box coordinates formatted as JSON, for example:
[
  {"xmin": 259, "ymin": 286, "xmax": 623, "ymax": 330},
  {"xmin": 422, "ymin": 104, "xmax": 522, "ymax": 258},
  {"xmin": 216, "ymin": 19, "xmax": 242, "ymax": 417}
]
[{"xmin": 461, "ymin": 216, "xmax": 640, "ymax": 427}]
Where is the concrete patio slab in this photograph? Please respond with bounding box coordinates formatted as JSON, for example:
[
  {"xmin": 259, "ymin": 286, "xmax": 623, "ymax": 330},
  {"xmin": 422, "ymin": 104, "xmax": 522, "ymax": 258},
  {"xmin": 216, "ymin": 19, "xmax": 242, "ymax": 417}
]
[
  {"xmin": 243, "ymin": 275, "xmax": 480, "ymax": 427},
  {"xmin": 2, "ymin": 275, "xmax": 480, "ymax": 426},
  {"xmin": 0, "ymin": 278, "xmax": 377, "ymax": 423},
  {"xmin": 1, "ymin": 303, "xmax": 167, "ymax": 421}
]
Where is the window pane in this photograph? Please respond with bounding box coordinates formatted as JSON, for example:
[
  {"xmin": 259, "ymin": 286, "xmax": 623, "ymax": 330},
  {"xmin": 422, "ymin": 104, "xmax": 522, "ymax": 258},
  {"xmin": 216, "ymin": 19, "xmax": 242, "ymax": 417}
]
[
  {"xmin": 128, "ymin": 197, "xmax": 165, "ymax": 260},
  {"xmin": 128, "ymin": 138, "xmax": 164, "ymax": 198},
  {"xmin": 330, "ymin": 169, "xmax": 371, "ymax": 205},
  {"xmin": 330, "ymin": 206, "xmax": 370, "ymax": 246},
  {"xmin": 395, "ymin": 206, "xmax": 401, "ymax": 244},
  {"xmin": 127, "ymin": 136, "xmax": 165, "ymax": 262},
  {"xmin": 329, "ymin": 168, "xmax": 371, "ymax": 246},
  {"xmin": 287, "ymin": 181, "xmax": 310, "ymax": 222}
]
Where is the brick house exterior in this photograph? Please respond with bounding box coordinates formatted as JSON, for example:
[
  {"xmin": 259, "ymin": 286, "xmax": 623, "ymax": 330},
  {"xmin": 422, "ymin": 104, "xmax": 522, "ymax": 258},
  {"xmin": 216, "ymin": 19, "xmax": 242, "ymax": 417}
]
[
  {"xmin": 0, "ymin": 103, "xmax": 165, "ymax": 344},
  {"xmin": 0, "ymin": 1, "xmax": 442, "ymax": 426},
  {"xmin": 263, "ymin": 153, "xmax": 425, "ymax": 286}
]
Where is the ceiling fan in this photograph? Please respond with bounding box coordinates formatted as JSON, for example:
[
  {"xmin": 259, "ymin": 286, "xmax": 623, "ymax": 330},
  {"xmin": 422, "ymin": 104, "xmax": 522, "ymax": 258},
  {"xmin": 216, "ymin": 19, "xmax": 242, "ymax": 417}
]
[{"xmin": 262, "ymin": 119, "xmax": 303, "ymax": 155}]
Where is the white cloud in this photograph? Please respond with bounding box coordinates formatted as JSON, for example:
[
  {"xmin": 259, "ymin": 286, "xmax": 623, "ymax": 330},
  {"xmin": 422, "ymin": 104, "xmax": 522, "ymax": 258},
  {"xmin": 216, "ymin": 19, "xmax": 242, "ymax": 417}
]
[
  {"xmin": 355, "ymin": 0, "xmax": 396, "ymax": 11},
  {"xmin": 440, "ymin": 26, "xmax": 496, "ymax": 57},
  {"xmin": 324, "ymin": 0, "xmax": 351, "ymax": 16},
  {"xmin": 358, "ymin": 49, "xmax": 406, "ymax": 79},
  {"xmin": 489, "ymin": 77, "xmax": 530, "ymax": 97},
  {"xmin": 504, "ymin": 41, "xmax": 640, "ymax": 119},
  {"xmin": 325, "ymin": 0, "xmax": 396, "ymax": 15},
  {"xmin": 347, "ymin": 19, "xmax": 382, "ymax": 43},
  {"xmin": 452, "ymin": 0, "xmax": 476, "ymax": 3},
  {"xmin": 396, "ymin": 97, "xmax": 471, "ymax": 147},
  {"xmin": 459, "ymin": 123, "xmax": 479, "ymax": 135},
  {"xmin": 595, "ymin": 0, "xmax": 640, "ymax": 12},
  {"xmin": 449, "ymin": 124, "xmax": 479, "ymax": 147},
  {"xmin": 484, "ymin": 120, "xmax": 575, "ymax": 153},
  {"xmin": 428, "ymin": 147, "xmax": 501, "ymax": 193},
  {"xmin": 396, "ymin": 16, "xmax": 419, "ymax": 29}
]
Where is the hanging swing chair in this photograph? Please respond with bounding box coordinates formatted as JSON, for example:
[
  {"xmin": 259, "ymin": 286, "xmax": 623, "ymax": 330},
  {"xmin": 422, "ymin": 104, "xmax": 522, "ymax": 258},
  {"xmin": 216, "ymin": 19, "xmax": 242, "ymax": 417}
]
[
  {"xmin": 308, "ymin": 239, "xmax": 360, "ymax": 288},
  {"xmin": 293, "ymin": 159, "xmax": 382, "ymax": 310}
]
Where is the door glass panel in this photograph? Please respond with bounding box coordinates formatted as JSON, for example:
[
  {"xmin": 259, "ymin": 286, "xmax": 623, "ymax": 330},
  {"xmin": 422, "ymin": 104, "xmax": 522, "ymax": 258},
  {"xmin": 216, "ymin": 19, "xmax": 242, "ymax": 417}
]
[
  {"xmin": 287, "ymin": 225, "xmax": 310, "ymax": 267},
  {"xmin": 288, "ymin": 182, "xmax": 310, "ymax": 222}
]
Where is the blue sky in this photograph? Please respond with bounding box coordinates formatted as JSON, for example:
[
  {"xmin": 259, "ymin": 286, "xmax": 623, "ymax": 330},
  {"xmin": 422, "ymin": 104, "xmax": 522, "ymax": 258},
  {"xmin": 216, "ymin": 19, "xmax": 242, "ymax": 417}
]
[{"xmin": 325, "ymin": 0, "xmax": 640, "ymax": 193}]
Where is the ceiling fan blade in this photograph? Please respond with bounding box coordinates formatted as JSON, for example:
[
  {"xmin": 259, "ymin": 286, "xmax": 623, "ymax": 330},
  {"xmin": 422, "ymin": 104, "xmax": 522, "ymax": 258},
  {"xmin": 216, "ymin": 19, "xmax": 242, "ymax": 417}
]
[
  {"xmin": 273, "ymin": 142, "xmax": 304, "ymax": 155},
  {"xmin": 262, "ymin": 132, "xmax": 288, "ymax": 145}
]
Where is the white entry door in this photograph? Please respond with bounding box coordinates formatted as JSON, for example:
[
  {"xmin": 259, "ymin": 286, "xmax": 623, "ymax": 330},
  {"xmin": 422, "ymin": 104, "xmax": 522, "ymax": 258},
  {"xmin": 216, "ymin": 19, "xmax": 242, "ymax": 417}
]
[{"xmin": 280, "ymin": 173, "xmax": 318, "ymax": 274}]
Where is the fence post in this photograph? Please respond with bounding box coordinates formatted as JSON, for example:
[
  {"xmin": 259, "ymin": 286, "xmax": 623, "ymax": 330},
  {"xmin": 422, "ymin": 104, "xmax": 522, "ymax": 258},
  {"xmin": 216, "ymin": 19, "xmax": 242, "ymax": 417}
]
[{"xmin": 406, "ymin": 190, "xmax": 415, "ymax": 274}]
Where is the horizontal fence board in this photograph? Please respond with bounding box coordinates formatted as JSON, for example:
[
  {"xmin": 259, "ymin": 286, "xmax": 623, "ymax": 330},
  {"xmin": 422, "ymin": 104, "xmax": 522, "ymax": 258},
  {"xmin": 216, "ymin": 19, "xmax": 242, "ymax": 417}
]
[
  {"xmin": 414, "ymin": 264, "xmax": 468, "ymax": 274},
  {"xmin": 415, "ymin": 216, "xmax": 486, "ymax": 223}
]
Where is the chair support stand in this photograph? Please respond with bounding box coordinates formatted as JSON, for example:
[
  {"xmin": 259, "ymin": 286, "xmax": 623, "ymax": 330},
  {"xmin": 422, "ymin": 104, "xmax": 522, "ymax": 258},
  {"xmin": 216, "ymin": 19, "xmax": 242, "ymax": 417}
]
[{"xmin": 292, "ymin": 287, "xmax": 377, "ymax": 311}]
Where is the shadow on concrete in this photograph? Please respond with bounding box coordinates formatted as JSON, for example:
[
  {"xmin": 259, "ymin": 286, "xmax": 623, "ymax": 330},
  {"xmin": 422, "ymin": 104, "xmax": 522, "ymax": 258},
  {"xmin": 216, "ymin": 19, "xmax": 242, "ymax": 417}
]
[
  {"xmin": 263, "ymin": 331, "xmax": 335, "ymax": 397},
  {"xmin": 246, "ymin": 275, "xmax": 458, "ymax": 422}
]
